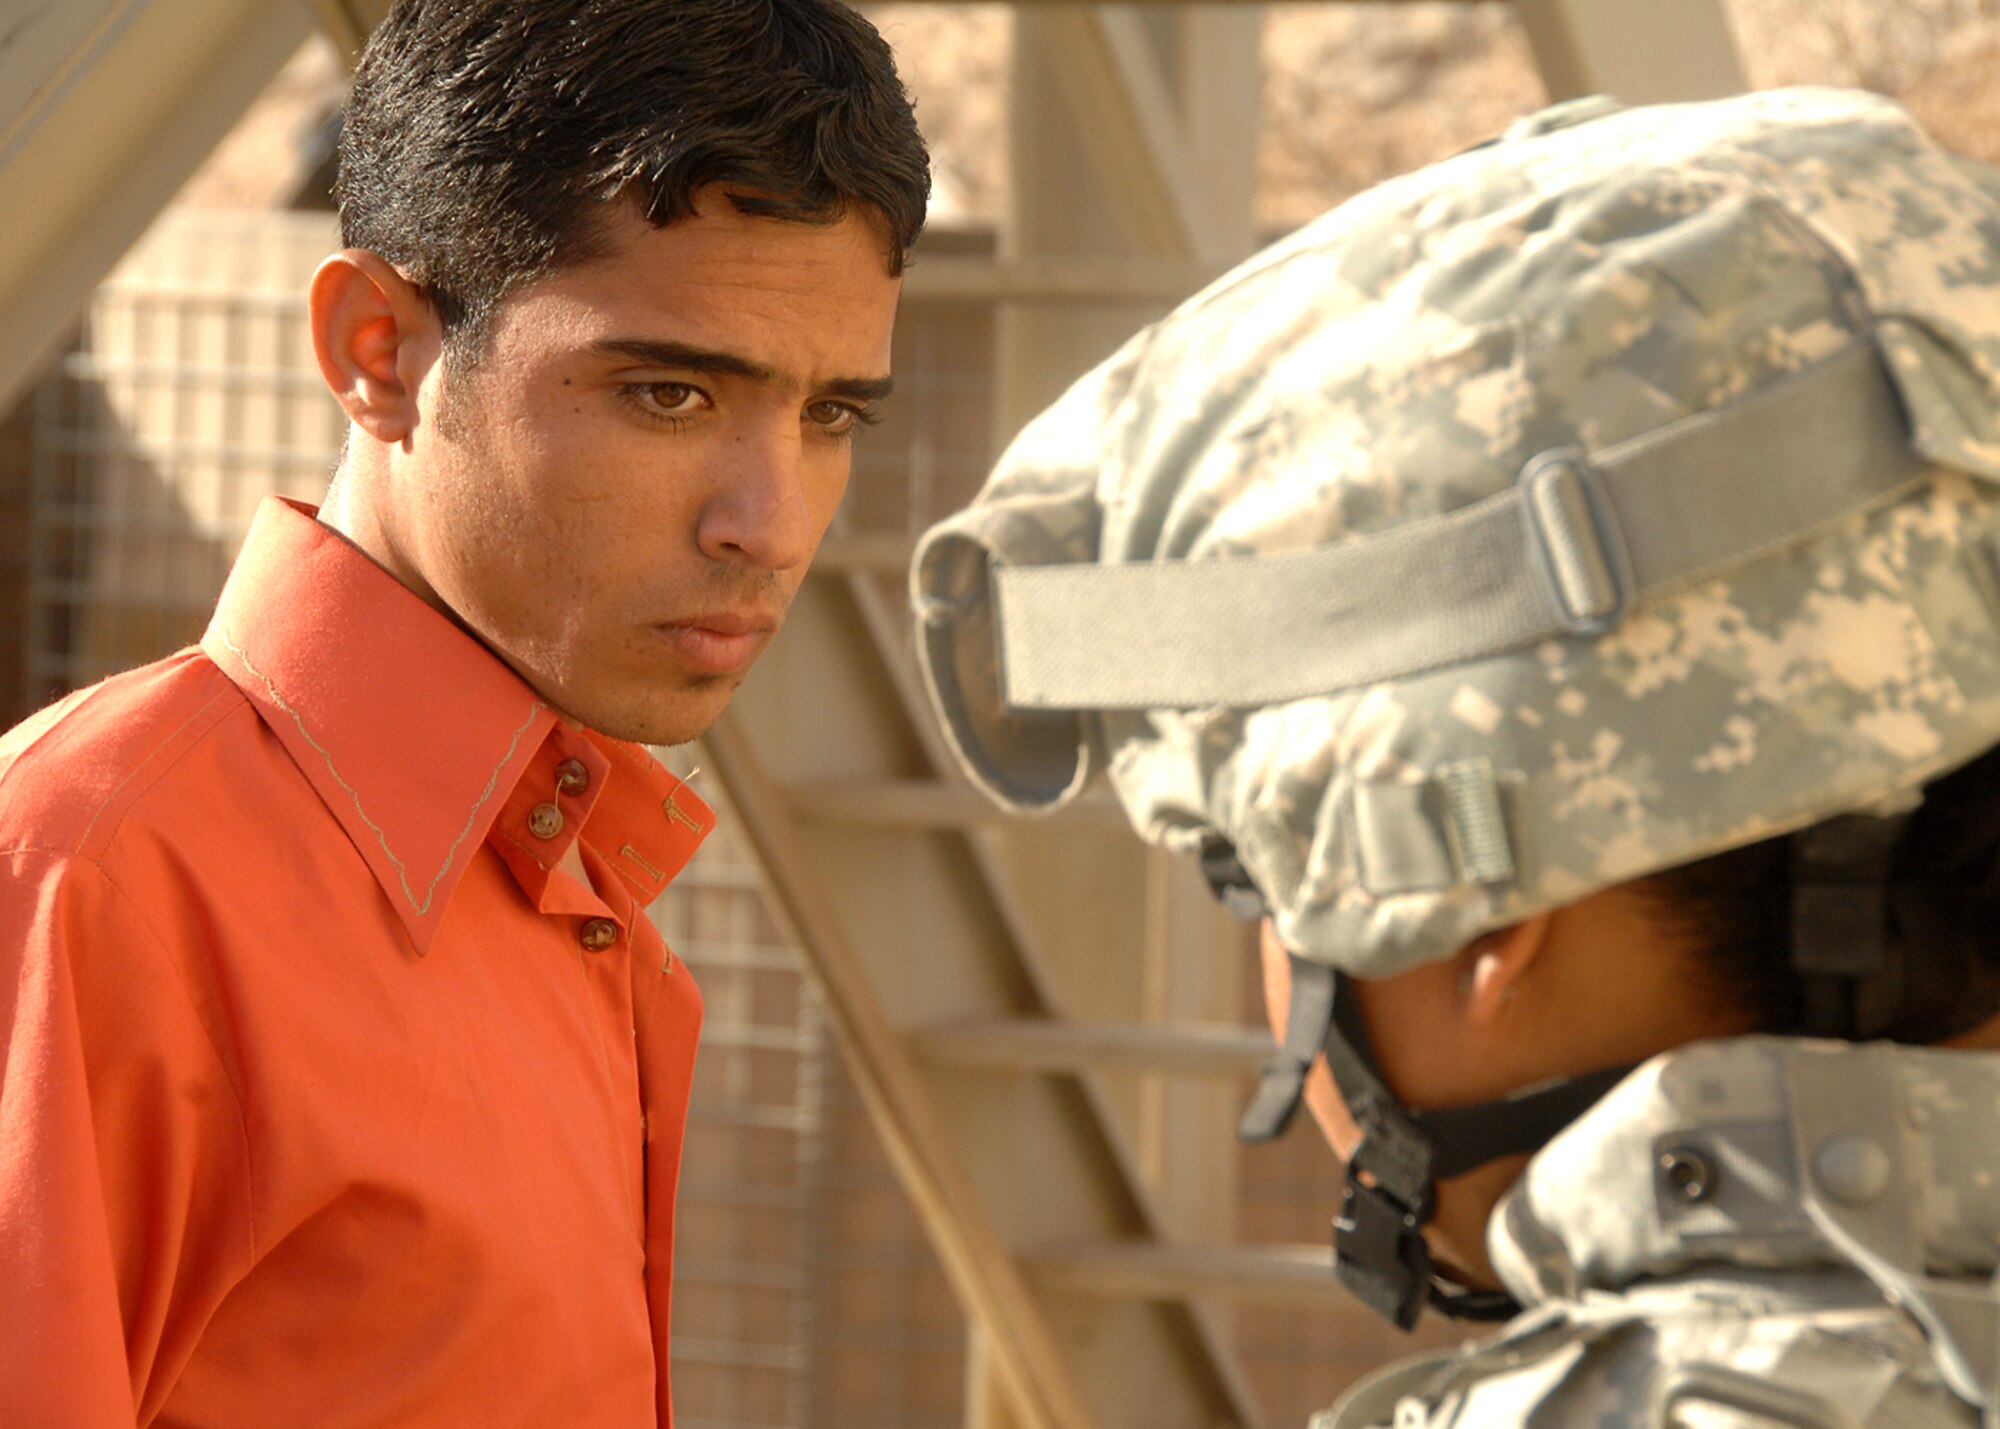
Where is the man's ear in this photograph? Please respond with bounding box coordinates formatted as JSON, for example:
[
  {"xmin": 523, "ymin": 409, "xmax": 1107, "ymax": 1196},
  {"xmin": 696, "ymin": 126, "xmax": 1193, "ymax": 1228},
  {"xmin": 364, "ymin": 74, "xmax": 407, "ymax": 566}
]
[
  {"xmin": 1460, "ymin": 912, "xmax": 1554, "ymax": 1026},
  {"xmin": 309, "ymin": 249, "xmax": 442, "ymax": 447}
]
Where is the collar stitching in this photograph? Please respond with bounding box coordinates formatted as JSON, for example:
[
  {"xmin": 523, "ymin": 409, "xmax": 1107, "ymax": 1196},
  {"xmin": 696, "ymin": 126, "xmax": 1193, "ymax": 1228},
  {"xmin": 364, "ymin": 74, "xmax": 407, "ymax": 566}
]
[
  {"xmin": 213, "ymin": 625, "xmax": 546, "ymax": 915},
  {"xmin": 619, "ymin": 842, "xmax": 667, "ymax": 883}
]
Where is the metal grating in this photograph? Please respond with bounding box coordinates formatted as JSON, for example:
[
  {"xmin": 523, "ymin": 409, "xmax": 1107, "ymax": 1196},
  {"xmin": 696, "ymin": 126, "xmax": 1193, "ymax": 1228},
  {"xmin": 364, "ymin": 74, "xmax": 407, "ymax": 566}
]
[
  {"xmin": 650, "ymin": 761, "xmax": 832, "ymax": 1429},
  {"xmin": 19, "ymin": 213, "xmax": 344, "ymax": 710}
]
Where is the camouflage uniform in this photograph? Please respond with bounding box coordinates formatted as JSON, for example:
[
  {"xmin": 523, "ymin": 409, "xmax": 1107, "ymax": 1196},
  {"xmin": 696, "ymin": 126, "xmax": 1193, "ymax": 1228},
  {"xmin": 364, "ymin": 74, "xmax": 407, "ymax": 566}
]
[
  {"xmin": 911, "ymin": 88, "xmax": 2000, "ymax": 1425},
  {"xmin": 1319, "ymin": 1038, "xmax": 1995, "ymax": 1427}
]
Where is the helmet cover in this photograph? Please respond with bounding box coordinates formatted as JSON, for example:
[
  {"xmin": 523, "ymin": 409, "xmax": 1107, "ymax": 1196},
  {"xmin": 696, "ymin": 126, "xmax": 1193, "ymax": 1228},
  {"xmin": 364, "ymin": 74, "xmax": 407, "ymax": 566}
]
[{"xmin": 913, "ymin": 88, "xmax": 2000, "ymax": 978}]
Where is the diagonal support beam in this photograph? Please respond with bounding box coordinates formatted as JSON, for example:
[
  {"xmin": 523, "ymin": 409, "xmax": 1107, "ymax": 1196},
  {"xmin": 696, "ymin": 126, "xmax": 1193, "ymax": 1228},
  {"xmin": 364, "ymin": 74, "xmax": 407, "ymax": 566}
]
[
  {"xmin": 911, "ymin": 1018, "xmax": 1270, "ymax": 1076},
  {"xmin": 708, "ymin": 567, "xmax": 1265, "ymax": 1428},
  {"xmin": 1025, "ymin": 1242, "xmax": 1342, "ymax": 1308},
  {"xmin": 701, "ymin": 714, "xmax": 1096, "ymax": 1429},
  {"xmin": 306, "ymin": 0, "xmax": 372, "ymax": 58},
  {"xmin": 1032, "ymin": 8, "xmax": 1234, "ymax": 262}
]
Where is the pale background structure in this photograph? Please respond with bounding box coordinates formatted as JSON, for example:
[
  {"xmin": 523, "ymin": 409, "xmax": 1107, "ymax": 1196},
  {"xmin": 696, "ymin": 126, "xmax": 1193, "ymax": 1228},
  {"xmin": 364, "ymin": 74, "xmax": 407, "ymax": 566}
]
[{"xmin": 4, "ymin": 3, "xmax": 1998, "ymax": 1426}]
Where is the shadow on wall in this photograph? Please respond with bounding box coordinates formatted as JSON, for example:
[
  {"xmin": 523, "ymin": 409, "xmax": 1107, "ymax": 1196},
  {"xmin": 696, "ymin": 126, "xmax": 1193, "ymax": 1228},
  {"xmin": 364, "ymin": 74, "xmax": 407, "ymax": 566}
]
[
  {"xmin": 41, "ymin": 344, "xmax": 232, "ymax": 714},
  {"xmin": 0, "ymin": 210, "xmax": 349, "ymax": 730},
  {"xmin": 1, "ymin": 331, "xmax": 231, "ymax": 727}
]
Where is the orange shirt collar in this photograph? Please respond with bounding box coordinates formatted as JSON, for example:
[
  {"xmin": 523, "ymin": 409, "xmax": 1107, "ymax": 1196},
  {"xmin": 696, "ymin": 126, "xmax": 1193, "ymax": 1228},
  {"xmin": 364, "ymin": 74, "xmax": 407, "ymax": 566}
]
[{"xmin": 201, "ymin": 498, "xmax": 711, "ymax": 952}]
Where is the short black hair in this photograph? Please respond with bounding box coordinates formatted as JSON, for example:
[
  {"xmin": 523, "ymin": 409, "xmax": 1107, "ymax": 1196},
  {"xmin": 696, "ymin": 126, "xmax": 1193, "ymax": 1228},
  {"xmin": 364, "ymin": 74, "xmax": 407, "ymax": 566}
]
[
  {"xmin": 336, "ymin": 0, "xmax": 930, "ymax": 355},
  {"xmin": 1642, "ymin": 744, "xmax": 2000, "ymax": 1045}
]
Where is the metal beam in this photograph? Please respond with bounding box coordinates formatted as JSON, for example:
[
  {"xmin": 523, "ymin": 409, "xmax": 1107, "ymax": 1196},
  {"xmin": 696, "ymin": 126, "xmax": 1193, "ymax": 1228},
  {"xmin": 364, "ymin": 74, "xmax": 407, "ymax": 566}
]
[
  {"xmin": 1026, "ymin": 1242, "xmax": 1343, "ymax": 1308},
  {"xmin": 1512, "ymin": 0, "xmax": 1745, "ymax": 103},
  {"xmin": 902, "ymin": 255, "xmax": 1228, "ymax": 305},
  {"xmin": 307, "ymin": 0, "xmax": 375, "ymax": 59},
  {"xmin": 702, "ymin": 713, "xmax": 1099, "ymax": 1429},
  {"xmin": 0, "ymin": 0, "xmax": 142, "ymax": 167},
  {"xmin": 911, "ymin": 1018, "xmax": 1270, "ymax": 1076},
  {"xmin": 1022, "ymin": 9, "xmax": 1231, "ymax": 262},
  {"xmin": 996, "ymin": 3, "xmax": 1262, "ymax": 459},
  {"xmin": 1087, "ymin": 9, "xmax": 1237, "ymax": 261},
  {"xmin": 785, "ymin": 777, "xmax": 1131, "ymax": 831},
  {"xmin": 0, "ymin": 0, "xmax": 309, "ymax": 414},
  {"xmin": 855, "ymin": 571, "xmax": 1269, "ymax": 1424},
  {"xmin": 902, "ymin": 1, "xmax": 1502, "ymax": 4}
]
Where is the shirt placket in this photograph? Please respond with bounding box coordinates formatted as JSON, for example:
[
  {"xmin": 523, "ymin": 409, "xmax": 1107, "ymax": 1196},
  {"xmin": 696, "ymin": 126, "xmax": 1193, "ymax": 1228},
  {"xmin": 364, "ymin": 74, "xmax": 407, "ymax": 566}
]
[
  {"xmin": 575, "ymin": 842, "xmax": 650, "ymax": 1234},
  {"xmin": 499, "ymin": 736, "xmax": 649, "ymax": 1238}
]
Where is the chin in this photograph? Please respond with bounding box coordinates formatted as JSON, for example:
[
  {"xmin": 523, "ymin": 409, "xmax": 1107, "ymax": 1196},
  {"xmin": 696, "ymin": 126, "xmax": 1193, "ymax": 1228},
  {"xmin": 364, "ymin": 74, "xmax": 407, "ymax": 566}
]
[
  {"xmin": 572, "ymin": 681, "xmax": 736, "ymax": 748},
  {"xmin": 578, "ymin": 709, "xmax": 715, "ymax": 749}
]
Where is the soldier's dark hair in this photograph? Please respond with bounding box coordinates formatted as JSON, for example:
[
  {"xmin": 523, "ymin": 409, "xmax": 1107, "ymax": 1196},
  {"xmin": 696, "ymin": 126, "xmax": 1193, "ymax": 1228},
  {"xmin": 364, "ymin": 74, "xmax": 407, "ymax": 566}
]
[
  {"xmin": 1642, "ymin": 743, "xmax": 2000, "ymax": 1045},
  {"xmin": 336, "ymin": 0, "xmax": 929, "ymax": 359}
]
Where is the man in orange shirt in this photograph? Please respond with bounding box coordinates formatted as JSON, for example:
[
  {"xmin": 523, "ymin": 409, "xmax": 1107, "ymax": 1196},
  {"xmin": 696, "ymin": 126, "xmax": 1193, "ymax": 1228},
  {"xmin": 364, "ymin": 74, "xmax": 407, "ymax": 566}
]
[{"xmin": 0, "ymin": 2, "xmax": 927, "ymax": 1423}]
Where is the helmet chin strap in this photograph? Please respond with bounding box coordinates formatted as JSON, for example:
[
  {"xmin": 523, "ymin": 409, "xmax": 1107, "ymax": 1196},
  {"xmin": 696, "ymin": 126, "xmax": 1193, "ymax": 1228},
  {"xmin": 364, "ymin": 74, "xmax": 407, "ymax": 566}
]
[
  {"xmin": 1217, "ymin": 812, "xmax": 1915, "ymax": 1330},
  {"xmin": 1238, "ymin": 949, "xmax": 1630, "ymax": 1331},
  {"xmin": 1789, "ymin": 813, "xmax": 1911, "ymax": 1039}
]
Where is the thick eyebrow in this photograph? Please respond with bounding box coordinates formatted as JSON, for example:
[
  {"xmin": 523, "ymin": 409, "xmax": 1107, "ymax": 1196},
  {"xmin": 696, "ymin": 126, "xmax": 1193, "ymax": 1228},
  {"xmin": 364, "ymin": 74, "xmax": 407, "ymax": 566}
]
[
  {"xmin": 821, "ymin": 373, "xmax": 896, "ymax": 403},
  {"xmin": 590, "ymin": 337, "xmax": 892, "ymax": 402}
]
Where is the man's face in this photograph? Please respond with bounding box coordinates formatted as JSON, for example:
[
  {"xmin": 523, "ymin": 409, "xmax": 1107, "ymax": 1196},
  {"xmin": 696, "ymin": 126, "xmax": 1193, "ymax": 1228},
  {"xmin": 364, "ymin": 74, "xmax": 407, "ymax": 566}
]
[{"xmin": 398, "ymin": 188, "xmax": 902, "ymax": 744}]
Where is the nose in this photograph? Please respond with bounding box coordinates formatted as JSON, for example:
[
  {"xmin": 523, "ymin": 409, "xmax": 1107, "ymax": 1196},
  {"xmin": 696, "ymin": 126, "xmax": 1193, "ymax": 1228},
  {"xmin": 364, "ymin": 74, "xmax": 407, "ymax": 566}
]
[{"xmin": 696, "ymin": 425, "xmax": 818, "ymax": 573}]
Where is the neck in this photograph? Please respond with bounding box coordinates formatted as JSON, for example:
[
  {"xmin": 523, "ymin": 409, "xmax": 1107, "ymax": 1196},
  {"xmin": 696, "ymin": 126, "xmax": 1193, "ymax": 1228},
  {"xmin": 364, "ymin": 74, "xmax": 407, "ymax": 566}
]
[
  {"xmin": 1944, "ymin": 1008, "xmax": 2000, "ymax": 1051},
  {"xmin": 317, "ymin": 453, "xmax": 377, "ymax": 551},
  {"xmin": 316, "ymin": 448, "xmax": 447, "ymax": 618}
]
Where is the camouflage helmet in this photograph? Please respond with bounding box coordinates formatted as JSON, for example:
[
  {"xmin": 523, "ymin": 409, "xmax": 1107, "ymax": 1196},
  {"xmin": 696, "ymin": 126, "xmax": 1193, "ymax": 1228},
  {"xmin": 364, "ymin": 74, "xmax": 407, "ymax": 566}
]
[{"xmin": 912, "ymin": 87, "xmax": 2000, "ymax": 980}]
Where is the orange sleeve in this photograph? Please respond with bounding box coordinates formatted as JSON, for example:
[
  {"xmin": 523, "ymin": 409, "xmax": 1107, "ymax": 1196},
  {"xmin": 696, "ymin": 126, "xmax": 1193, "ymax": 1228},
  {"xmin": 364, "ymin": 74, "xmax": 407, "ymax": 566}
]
[{"xmin": 1, "ymin": 851, "xmax": 255, "ymax": 1427}]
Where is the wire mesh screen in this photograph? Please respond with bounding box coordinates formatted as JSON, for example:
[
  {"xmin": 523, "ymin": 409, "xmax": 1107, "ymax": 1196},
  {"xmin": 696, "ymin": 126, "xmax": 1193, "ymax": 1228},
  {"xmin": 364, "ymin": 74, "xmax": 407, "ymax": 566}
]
[
  {"xmin": 648, "ymin": 764, "xmax": 831, "ymax": 1429},
  {"xmin": 811, "ymin": 1061, "xmax": 968, "ymax": 1428},
  {"xmin": 17, "ymin": 212, "xmax": 343, "ymax": 711},
  {"xmin": 626, "ymin": 772, "xmax": 973, "ymax": 1429}
]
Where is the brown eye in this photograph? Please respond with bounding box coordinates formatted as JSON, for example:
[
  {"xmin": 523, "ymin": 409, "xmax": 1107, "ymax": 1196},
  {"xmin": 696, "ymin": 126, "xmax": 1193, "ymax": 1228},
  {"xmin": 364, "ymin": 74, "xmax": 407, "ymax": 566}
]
[
  {"xmin": 806, "ymin": 400, "xmax": 877, "ymax": 436},
  {"xmin": 633, "ymin": 383, "xmax": 706, "ymax": 417}
]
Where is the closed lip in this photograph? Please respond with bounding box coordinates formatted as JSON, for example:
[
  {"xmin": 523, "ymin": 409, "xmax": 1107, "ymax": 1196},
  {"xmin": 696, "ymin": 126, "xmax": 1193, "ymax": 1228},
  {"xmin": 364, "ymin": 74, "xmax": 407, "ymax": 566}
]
[{"xmin": 660, "ymin": 609, "xmax": 778, "ymax": 637}]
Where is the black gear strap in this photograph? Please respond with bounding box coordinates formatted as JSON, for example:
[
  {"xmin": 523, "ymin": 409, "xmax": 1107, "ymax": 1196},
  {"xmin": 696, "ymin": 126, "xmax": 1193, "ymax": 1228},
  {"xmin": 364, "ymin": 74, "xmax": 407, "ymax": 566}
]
[
  {"xmin": 1406, "ymin": 1065, "xmax": 1636, "ymax": 1179},
  {"xmin": 1321, "ymin": 972, "xmax": 1439, "ymax": 1328},
  {"xmin": 1199, "ymin": 835, "xmax": 1314, "ymax": 1144},
  {"xmin": 1428, "ymin": 1282, "xmax": 1521, "ymax": 1322},
  {"xmin": 1324, "ymin": 959, "xmax": 1636, "ymax": 1183},
  {"xmin": 1323, "ymin": 955, "xmax": 1635, "ymax": 1328},
  {"xmin": 1237, "ymin": 951, "xmax": 1333, "ymax": 1142},
  {"xmin": 1199, "ymin": 834, "xmax": 1271, "ymax": 925},
  {"xmin": 1228, "ymin": 953, "xmax": 1451, "ymax": 1327},
  {"xmin": 1790, "ymin": 813, "xmax": 1909, "ymax": 1039}
]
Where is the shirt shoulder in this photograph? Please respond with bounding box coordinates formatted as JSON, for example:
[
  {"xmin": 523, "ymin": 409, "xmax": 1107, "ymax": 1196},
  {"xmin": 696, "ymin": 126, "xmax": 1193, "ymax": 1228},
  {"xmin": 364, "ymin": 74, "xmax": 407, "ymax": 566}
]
[
  {"xmin": 0, "ymin": 649, "xmax": 254, "ymax": 863},
  {"xmin": 1322, "ymin": 1282, "xmax": 1980, "ymax": 1428}
]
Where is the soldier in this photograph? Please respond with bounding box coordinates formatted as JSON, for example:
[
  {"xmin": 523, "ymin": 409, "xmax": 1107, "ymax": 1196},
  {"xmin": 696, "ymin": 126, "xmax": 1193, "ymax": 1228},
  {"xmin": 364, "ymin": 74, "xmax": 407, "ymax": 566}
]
[{"xmin": 911, "ymin": 88, "xmax": 2000, "ymax": 1425}]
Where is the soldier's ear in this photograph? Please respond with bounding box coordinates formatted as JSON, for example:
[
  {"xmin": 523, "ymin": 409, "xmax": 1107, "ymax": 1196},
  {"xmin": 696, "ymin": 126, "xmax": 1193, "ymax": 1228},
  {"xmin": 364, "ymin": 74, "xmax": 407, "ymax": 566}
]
[
  {"xmin": 309, "ymin": 248, "xmax": 442, "ymax": 447},
  {"xmin": 1460, "ymin": 913, "xmax": 1551, "ymax": 1026}
]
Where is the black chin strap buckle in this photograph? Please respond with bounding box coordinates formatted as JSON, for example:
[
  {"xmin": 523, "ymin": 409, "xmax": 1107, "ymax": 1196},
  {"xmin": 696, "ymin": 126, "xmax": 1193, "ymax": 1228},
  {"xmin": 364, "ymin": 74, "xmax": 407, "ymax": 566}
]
[
  {"xmin": 1328, "ymin": 1075, "xmax": 1441, "ymax": 1332},
  {"xmin": 1333, "ymin": 1151, "xmax": 1435, "ymax": 1331},
  {"xmin": 1237, "ymin": 948, "xmax": 1538, "ymax": 1330}
]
